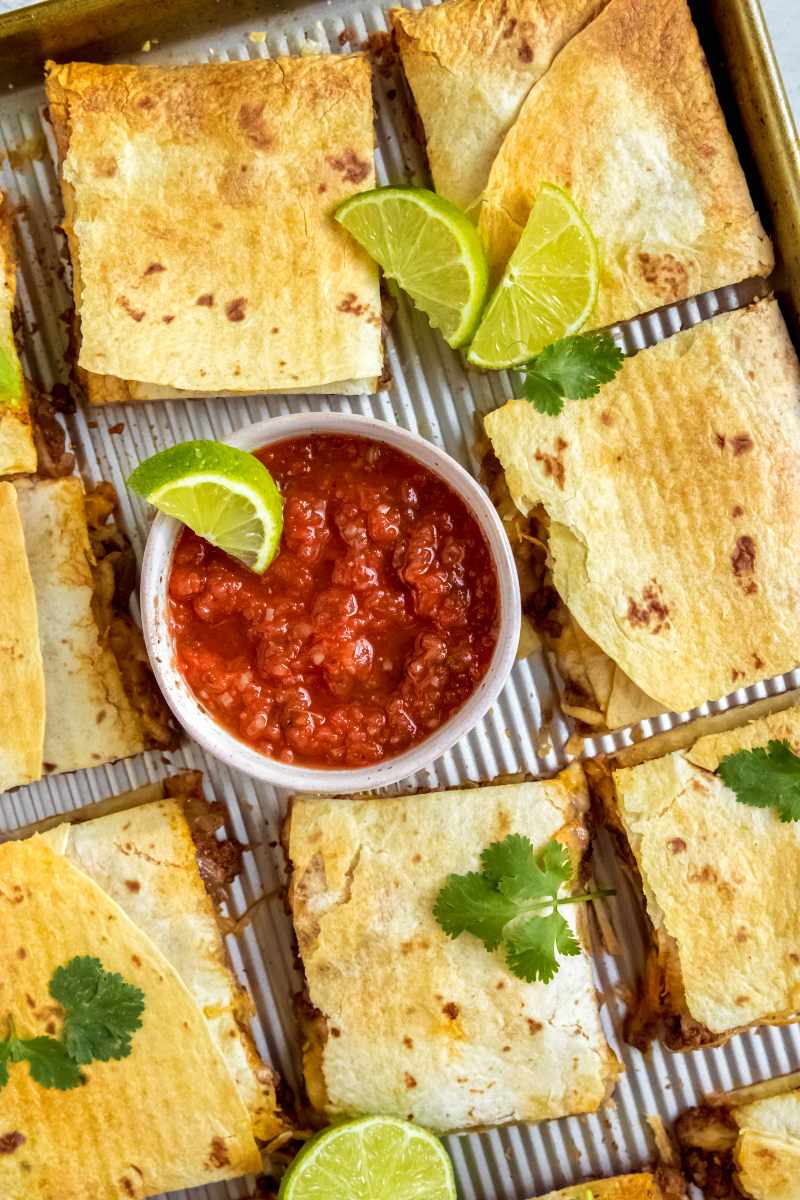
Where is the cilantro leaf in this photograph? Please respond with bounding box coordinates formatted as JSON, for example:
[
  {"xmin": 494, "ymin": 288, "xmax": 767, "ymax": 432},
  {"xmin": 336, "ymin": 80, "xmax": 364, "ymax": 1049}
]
[
  {"xmin": 518, "ymin": 332, "xmax": 624, "ymax": 416},
  {"xmin": 50, "ymin": 956, "xmax": 145, "ymax": 1064},
  {"xmin": 19, "ymin": 1037, "xmax": 82, "ymax": 1090},
  {"xmin": 519, "ymin": 371, "xmax": 565, "ymax": 416},
  {"xmin": 433, "ymin": 835, "xmax": 612, "ymax": 984},
  {"xmin": 481, "ymin": 833, "xmax": 536, "ymax": 885},
  {"xmin": 0, "ymin": 1029, "xmax": 82, "ymax": 1092},
  {"xmin": 719, "ymin": 739, "xmax": 800, "ymax": 823},
  {"xmin": 433, "ymin": 872, "xmax": 518, "ymax": 951},
  {"xmin": 505, "ymin": 911, "xmax": 580, "ymax": 984}
]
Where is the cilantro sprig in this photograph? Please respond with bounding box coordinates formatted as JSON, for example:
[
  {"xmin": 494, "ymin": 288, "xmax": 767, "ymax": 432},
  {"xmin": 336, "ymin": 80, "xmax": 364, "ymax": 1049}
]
[
  {"xmin": 0, "ymin": 957, "xmax": 145, "ymax": 1092},
  {"xmin": 433, "ymin": 834, "xmax": 613, "ymax": 984},
  {"xmin": 516, "ymin": 332, "xmax": 624, "ymax": 416},
  {"xmin": 719, "ymin": 739, "xmax": 800, "ymax": 823}
]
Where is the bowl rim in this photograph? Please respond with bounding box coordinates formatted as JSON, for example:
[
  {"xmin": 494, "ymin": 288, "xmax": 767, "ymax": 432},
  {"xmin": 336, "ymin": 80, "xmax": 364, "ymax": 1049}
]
[{"xmin": 140, "ymin": 411, "xmax": 521, "ymax": 792}]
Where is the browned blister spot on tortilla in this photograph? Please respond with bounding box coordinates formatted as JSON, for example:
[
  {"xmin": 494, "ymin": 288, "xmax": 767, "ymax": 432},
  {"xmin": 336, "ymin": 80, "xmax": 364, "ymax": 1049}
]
[
  {"xmin": 196, "ymin": 293, "xmax": 214, "ymax": 307},
  {"xmin": 125, "ymin": 879, "xmax": 141, "ymax": 893},
  {"xmin": 326, "ymin": 149, "xmax": 370, "ymax": 184},
  {"xmin": 442, "ymin": 1002, "xmax": 460, "ymax": 1019},
  {"xmin": 626, "ymin": 579, "xmax": 671, "ymax": 633},
  {"xmin": 637, "ymin": 252, "xmax": 689, "ymax": 299},
  {"xmin": 93, "ymin": 155, "xmax": 117, "ymax": 177},
  {"xmin": 206, "ymin": 1137, "xmax": 230, "ymax": 1169},
  {"xmin": 731, "ymin": 433, "xmax": 754, "ymax": 455},
  {"xmin": 0, "ymin": 1132, "xmax": 25, "ymax": 1154},
  {"xmin": 534, "ymin": 447, "xmax": 566, "ymax": 490},
  {"xmin": 404, "ymin": 1072, "xmax": 417, "ymax": 1089},
  {"xmin": 518, "ymin": 41, "xmax": 533, "ymax": 62},
  {"xmin": 237, "ymin": 101, "xmax": 273, "ymax": 150},
  {"xmin": 225, "ymin": 297, "xmax": 248, "ymax": 322},
  {"xmin": 732, "ymin": 535, "xmax": 757, "ymax": 593},
  {"xmin": 527, "ymin": 1018, "xmax": 543, "ymax": 1035},
  {"xmin": 143, "ymin": 262, "xmax": 165, "ymax": 276},
  {"xmin": 667, "ymin": 837, "xmax": 687, "ymax": 854},
  {"xmin": 117, "ymin": 295, "xmax": 145, "ymax": 322}
]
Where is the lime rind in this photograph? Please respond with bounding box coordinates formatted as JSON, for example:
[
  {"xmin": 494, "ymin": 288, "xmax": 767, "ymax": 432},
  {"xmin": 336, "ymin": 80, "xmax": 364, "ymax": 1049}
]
[
  {"xmin": 336, "ymin": 186, "xmax": 489, "ymax": 348},
  {"xmin": 467, "ymin": 182, "xmax": 599, "ymax": 370},
  {"xmin": 278, "ymin": 1115, "xmax": 456, "ymax": 1200},
  {"xmin": 128, "ymin": 440, "xmax": 283, "ymax": 574}
]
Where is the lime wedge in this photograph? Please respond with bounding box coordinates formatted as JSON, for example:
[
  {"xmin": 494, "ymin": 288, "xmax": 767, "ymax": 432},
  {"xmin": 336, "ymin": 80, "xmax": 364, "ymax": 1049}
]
[
  {"xmin": 128, "ymin": 440, "xmax": 283, "ymax": 574},
  {"xmin": 335, "ymin": 186, "xmax": 489, "ymax": 348},
  {"xmin": 278, "ymin": 1116, "xmax": 456, "ymax": 1200},
  {"xmin": 467, "ymin": 183, "xmax": 599, "ymax": 369},
  {"xmin": 0, "ymin": 331, "xmax": 23, "ymax": 407}
]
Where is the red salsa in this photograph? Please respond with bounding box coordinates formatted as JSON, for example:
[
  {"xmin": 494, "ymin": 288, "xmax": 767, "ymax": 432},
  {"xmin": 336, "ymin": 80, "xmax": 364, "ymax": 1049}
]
[{"xmin": 169, "ymin": 433, "xmax": 499, "ymax": 768}]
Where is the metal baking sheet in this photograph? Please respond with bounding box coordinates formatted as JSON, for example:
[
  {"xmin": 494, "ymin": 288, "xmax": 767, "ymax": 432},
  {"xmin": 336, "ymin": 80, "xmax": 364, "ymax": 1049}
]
[{"xmin": 1, "ymin": 2, "xmax": 799, "ymax": 1198}]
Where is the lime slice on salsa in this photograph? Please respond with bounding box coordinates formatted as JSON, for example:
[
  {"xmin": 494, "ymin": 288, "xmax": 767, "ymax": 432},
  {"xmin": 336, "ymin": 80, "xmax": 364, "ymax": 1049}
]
[
  {"xmin": 335, "ymin": 186, "xmax": 489, "ymax": 348},
  {"xmin": 128, "ymin": 440, "xmax": 283, "ymax": 574},
  {"xmin": 0, "ymin": 334, "xmax": 24, "ymax": 407},
  {"xmin": 467, "ymin": 183, "xmax": 599, "ymax": 370},
  {"xmin": 278, "ymin": 1116, "xmax": 456, "ymax": 1200}
]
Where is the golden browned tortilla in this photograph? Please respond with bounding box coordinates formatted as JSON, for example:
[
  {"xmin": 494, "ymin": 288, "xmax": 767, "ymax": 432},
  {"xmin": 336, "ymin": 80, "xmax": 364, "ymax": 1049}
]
[{"xmin": 45, "ymin": 55, "xmax": 382, "ymax": 401}]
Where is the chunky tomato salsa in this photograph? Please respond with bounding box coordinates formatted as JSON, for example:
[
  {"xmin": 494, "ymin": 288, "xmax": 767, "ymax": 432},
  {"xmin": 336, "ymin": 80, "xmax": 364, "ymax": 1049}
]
[{"xmin": 169, "ymin": 434, "xmax": 499, "ymax": 768}]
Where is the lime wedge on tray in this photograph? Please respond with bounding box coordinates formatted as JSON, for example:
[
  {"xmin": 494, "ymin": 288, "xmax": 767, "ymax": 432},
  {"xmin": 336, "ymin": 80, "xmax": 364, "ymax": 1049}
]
[
  {"xmin": 278, "ymin": 1116, "xmax": 456, "ymax": 1200},
  {"xmin": 128, "ymin": 440, "xmax": 283, "ymax": 574},
  {"xmin": 468, "ymin": 183, "xmax": 599, "ymax": 370},
  {"xmin": 336, "ymin": 186, "xmax": 489, "ymax": 348}
]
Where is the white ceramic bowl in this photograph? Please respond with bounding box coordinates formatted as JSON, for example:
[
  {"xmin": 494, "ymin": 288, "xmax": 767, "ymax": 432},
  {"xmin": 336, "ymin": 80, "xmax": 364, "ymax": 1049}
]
[{"xmin": 140, "ymin": 412, "xmax": 521, "ymax": 792}]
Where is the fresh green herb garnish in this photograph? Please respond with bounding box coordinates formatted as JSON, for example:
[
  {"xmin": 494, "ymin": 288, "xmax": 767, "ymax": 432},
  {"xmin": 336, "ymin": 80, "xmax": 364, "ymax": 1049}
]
[
  {"xmin": 517, "ymin": 332, "xmax": 624, "ymax": 416},
  {"xmin": 0, "ymin": 1025, "xmax": 81, "ymax": 1091},
  {"xmin": 50, "ymin": 956, "xmax": 145, "ymax": 1065},
  {"xmin": 433, "ymin": 835, "xmax": 613, "ymax": 984},
  {"xmin": 719, "ymin": 739, "xmax": 800, "ymax": 823},
  {"xmin": 0, "ymin": 957, "xmax": 145, "ymax": 1092}
]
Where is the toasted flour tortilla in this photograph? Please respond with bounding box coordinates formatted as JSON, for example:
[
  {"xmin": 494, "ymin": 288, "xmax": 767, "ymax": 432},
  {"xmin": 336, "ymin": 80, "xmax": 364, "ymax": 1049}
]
[
  {"xmin": 485, "ymin": 302, "xmax": 800, "ymax": 719},
  {"xmin": 479, "ymin": 0, "xmax": 773, "ymax": 323},
  {"xmin": 45, "ymin": 56, "xmax": 382, "ymax": 400},
  {"xmin": 0, "ymin": 835, "xmax": 262, "ymax": 1200},
  {"xmin": 0, "ymin": 481, "xmax": 44, "ymax": 791},
  {"xmin": 12, "ymin": 476, "xmax": 147, "ymax": 777},
  {"xmin": 391, "ymin": 0, "xmax": 606, "ymax": 212},
  {"xmin": 287, "ymin": 767, "xmax": 619, "ymax": 1133}
]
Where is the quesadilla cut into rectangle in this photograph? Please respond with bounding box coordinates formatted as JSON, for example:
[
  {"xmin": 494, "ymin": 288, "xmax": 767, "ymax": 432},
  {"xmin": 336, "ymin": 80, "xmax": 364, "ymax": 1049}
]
[
  {"xmin": 676, "ymin": 1073, "xmax": 800, "ymax": 1200},
  {"xmin": 532, "ymin": 1171, "xmax": 686, "ymax": 1199},
  {"xmin": 0, "ymin": 772, "xmax": 290, "ymax": 1200},
  {"xmin": 0, "ymin": 476, "xmax": 173, "ymax": 792},
  {"xmin": 391, "ymin": 0, "xmax": 606, "ymax": 214},
  {"xmin": 45, "ymin": 55, "xmax": 382, "ymax": 402},
  {"xmin": 592, "ymin": 702, "xmax": 800, "ymax": 1052},
  {"xmin": 285, "ymin": 767, "xmax": 619, "ymax": 1133},
  {"xmin": 0, "ymin": 481, "xmax": 44, "ymax": 792},
  {"xmin": 0, "ymin": 193, "xmax": 36, "ymax": 474},
  {"xmin": 479, "ymin": 0, "xmax": 773, "ymax": 324},
  {"xmin": 484, "ymin": 300, "xmax": 800, "ymax": 725}
]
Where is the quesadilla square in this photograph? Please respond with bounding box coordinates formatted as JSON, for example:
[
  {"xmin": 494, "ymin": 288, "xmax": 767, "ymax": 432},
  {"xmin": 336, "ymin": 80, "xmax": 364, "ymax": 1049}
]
[
  {"xmin": 45, "ymin": 55, "xmax": 382, "ymax": 402},
  {"xmin": 592, "ymin": 703, "xmax": 800, "ymax": 1052},
  {"xmin": 0, "ymin": 193, "xmax": 36, "ymax": 474},
  {"xmin": 532, "ymin": 1173, "xmax": 686, "ymax": 1200},
  {"xmin": 485, "ymin": 300, "xmax": 800, "ymax": 727},
  {"xmin": 0, "ymin": 772, "xmax": 289, "ymax": 1200},
  {"xmin": 0, "ymin": 476, "xmax": 173, "ymax": 793},
  {"xmin": 676, "ymin": 1073, "xmax": 800, "ymax": 1200},
  {"xmin": 391, "ymin": 0, "xmax": 606, "ymax": 214},
  {"xmin": 285, "ymin": 768, "xmax": 619, "ymax": 1133},
  {"xmin": 479, "ymin": 0, "xmax": 773, "ymax": 323}
]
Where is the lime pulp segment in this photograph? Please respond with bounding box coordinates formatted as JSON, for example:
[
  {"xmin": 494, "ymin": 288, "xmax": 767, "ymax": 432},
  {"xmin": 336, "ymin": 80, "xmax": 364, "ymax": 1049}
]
[
  {"xmin": 336, "ymin": 186, "xmax": 489, "ymax": 348},
  {"xmin": 278, "ymin": 1116, "xmax": 457, "ymax": 1200},
  {"xmin": 467, "ymin": 183, "xmax": 599, "ymax": 370}
]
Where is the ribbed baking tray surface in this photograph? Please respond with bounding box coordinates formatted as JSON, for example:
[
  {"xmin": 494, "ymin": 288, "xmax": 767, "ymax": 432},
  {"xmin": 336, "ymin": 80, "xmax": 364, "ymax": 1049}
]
[{"xmin": 2, "ymin": 4, "xmax": 800, "ymax": 1198}]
